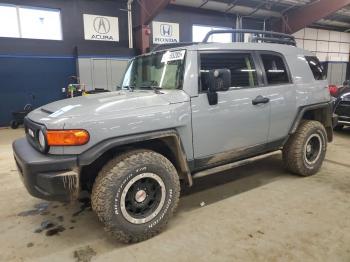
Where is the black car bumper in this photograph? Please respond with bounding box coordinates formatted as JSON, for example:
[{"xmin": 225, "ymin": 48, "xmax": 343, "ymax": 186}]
[
  {"xmin": 335, "ymin": 103, "xmax": 350, "ymax": 126},
  {"xmin": 338, "ymin": 116, "xmax": 350, "ymax": 126},
  {"xmin": 13, "ymin": 138, "xmax": 78, "ymax": 202}
]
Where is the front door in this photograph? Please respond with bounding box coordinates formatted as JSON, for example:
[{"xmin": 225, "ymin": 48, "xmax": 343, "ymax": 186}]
[{"xmin": 191, "ymin": 51, "xmax": 270, "ymax": 164}]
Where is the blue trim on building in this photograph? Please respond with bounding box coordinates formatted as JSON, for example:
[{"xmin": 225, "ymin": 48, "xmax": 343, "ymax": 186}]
[
  {"xmin": 0, "ymin": 56, "xmax": 76, "ymax": 127},
  {"xmin": 0, "ymin": 54, "xmax": 132, "ymax": 60},
  {"xmin": 0, "ymin": 54, "xmax": 75, "ymax": 59},
  {"xmin": 77, "ymin": 55, "xmax": 132, "ymax": 60}
]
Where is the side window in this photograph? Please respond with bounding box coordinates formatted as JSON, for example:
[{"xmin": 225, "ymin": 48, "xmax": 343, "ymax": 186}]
[
  {"xmin": 305, "ymin": 56, "xmax": 326, "ymax": 80},
  {"xmin": 200, "ymin": 53, "xmax": 258, "ymax": 91},
  {"xmin": 261, "ymin": 54, "xmax": 290, "ymax": 85}
]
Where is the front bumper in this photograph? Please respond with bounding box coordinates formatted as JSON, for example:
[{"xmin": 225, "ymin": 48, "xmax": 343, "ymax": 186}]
[
  {"xmin": 13, "ymin": 138, "xmax": 78, "ymax": 202},
  {"xmin": 338, "ymin": 116, "xmax": 350, "ymax": 126}
]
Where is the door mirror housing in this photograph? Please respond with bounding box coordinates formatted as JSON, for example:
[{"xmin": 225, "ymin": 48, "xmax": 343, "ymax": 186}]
[{"xmin": 207, "ymin": 68, "xmax": 231, "ymax": 105}]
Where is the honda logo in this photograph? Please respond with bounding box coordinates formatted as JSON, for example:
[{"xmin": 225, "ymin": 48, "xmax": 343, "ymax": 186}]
[
  {"xmin": 152, "ymin": 21, "xmax": 179, "ymax": 44},
  {"xmin": 93, "ymin": 17, "xmax": 110, "ymax": 34},
  {"xmin": 160, "ymin": 24, "xmax": 172, "ymax": 37}
]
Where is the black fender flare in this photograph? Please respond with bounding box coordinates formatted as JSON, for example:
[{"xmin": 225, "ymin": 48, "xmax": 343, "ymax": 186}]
[
  {"xmin": 78, "ymin": 129, "xmax": 193, "ymax": 186},
  {"xmin": 289, "ymin": 101, "xmax": 334, "ymax": 142}
]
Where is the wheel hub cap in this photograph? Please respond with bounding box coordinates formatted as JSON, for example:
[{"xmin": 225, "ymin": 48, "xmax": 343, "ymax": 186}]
[
  {"xmin": 135, "ymin": 189, "xmax": 147, "ymax": 203},
  {"xmin": 119, "ymin": 173, "xmax": 166, "ymax": 224},
  {"xmin": 304, "ymin": 133, "xmax": 322, "ymax": 165},
  {"xmin": 306, "ymin": 144, "xmax": 312, "ymax": 153}
]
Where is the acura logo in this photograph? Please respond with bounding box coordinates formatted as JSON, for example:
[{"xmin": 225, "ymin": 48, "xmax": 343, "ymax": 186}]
[
  {"xmin": 93, "ymin": 17, "xmax": 110, "ymax": 34},
  {"xmin": 160, "ymin": 24, "xmax": 172, "ymax": 37}
]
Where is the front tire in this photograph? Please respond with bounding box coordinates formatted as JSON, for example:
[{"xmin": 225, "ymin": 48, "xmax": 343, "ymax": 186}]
[
  {"xmin": 283, "ymin": 120, "xmax": 327, "ymax": 176},
  {"xmin": 91, "ymin": 149, "xmax": 180, "ymax": 243}
]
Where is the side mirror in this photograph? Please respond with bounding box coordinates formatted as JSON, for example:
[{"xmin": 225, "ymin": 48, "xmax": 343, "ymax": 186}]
[{"xmin": 207, "ymin": 68, "xmax": 231, "ymax": 105}]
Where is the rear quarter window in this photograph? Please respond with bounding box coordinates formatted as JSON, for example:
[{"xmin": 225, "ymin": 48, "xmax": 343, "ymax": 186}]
[
  {"xmin": 260, "ymin": 54, "xmax": 290, "ymax": 85},
  {"xmin": 305, "ymin": 56, "xmax": 326, "ymax": 80}
]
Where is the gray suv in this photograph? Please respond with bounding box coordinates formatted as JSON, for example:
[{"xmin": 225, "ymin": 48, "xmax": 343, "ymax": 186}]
[{"xmin": 13, "ymin": 30, "xmax": 335, "ymax": 243}]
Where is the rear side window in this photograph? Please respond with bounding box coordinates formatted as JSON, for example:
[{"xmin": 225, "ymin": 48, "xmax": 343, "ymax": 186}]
[
  {"xmin": 200, "ymin": 52, "xmax": 258, "ymax": 91},
  {"xmin": 305, "ymin": 56, "xmax": 326, "ymax": 80},
  {"xmin": 261, "ymin": 54, "xmax": 290, "ymax": 85}
]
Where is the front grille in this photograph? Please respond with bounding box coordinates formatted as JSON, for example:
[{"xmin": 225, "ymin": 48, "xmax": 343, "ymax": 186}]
[{"xmin": 24, "ymin": 117, "xmax": 45, "ymax": 152}]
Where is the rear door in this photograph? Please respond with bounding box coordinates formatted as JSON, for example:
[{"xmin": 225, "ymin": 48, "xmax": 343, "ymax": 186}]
[
  {"xmin": 191, "ymin": 51, "xmax": 270, "ymax": 162},
  {"xmin": 257, "ymin": 52, "xmax": 296, "ymax": 143}
]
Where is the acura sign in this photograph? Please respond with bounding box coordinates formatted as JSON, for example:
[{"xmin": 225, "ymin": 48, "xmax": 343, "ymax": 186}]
[
  {"xmin": 83, "ymin": 14, "xmax": 119, "ymax": 42},
  {"xmin": 152, "ymin": 21, "xmax": 179, "ymax": 44}
]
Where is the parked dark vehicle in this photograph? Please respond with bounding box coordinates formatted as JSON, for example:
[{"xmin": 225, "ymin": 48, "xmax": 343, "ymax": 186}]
[
  {"xmin": 333, "ymin": 80, "xmax": 350, "ymax": 130},
  {"xmin": 10, "ymin": 104, "xmax": 33, "ymax": 129}
]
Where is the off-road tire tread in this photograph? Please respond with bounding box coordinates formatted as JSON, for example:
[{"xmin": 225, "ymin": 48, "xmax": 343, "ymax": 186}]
[
  {"xmin": 282, "ymin": 120, "xmax": 327, "ymax": 177},
  {"xmin": 91, "ymin": 149, "xmax": 180, "ymax": 243}
]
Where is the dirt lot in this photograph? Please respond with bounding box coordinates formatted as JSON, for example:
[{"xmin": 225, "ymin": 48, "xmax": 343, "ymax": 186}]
[{"xmin": 1, "ymin": 128, "xmax": 350, "ymax": 262}]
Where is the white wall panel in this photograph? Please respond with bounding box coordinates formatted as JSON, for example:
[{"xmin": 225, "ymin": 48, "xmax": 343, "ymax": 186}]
[
  {"xmin": 111, "ymin": 59, "xmax": 129, "ymax": 89},
  {"xmin": 316, "ymin": 52, "xmax": 327, "ymax": 62},
  {"xmin": 340, "ymin": 32, "xmax": 350, "ymax": 43},
  {"xmin": 295, "ymin": 39, "xmax": 304, "ymax": 48},
  {"xmin": 293, "ymin": 29, "xmax": 304, "ymax": 39},
  {"xmin": 304, "ymin": 28, "xmax": 317, "ymax": 40},
  {"xmin": 317, "ymin": 29, "xmax": 329, "ymax": 41},
  {"xmin": 328, "ymin": 54, "xmax": 341, "ymax": 62},
  {"xmin": 78, "ymin": 57, "xmax": 129, "ymax": 91},
  {"xmin": 340, "ymin": 53, "xmax": 349, "ymax": 62},
  {"xmin": 330, "ymin": 31, "xmax": 341, "ymax": 42},
  {"xmin": 78, "ymin": 58, "xmax": 93, "ymax": 90},
  {"xmin": 339, "ymin": 43, "xmax": 350, "ymax": 54},
  {"xmin": 316, "ymin": 41, "xmax": 328, "ymax": 52},
  {"xmin": 329, "ymin": 42, "xmax": 340, "ymax": 53},
  {"xmin": 304, "ymin": 40, "xmax": 317, "ymax": 51}
]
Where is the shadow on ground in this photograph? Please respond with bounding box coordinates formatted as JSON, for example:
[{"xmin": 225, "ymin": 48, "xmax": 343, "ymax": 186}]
[{"xmin": 179, "ymin": 154, "xmax": 292, "ymax": 212}]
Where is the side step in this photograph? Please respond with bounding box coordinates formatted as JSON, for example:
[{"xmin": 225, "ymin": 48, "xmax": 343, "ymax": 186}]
[{"xmin": 192, "ymin": 151, "xmax": 281, "ymax": 179}]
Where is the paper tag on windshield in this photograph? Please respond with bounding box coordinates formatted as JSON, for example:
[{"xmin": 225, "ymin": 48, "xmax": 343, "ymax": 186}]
[{"xmin": 161, "ymin": 50, "xmax": 185, "ymax": 63}]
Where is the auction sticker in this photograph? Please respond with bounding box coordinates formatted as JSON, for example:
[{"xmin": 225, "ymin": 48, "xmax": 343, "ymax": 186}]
[{"xmin": 161, "ymin": 50, "xmax": 186, "ymax": 63}]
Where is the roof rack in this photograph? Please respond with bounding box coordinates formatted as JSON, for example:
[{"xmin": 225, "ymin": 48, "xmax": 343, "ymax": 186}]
[
  {"xmin": 151, "ymin": 42, "xmax": 200, "ymax": 52},
  {"xmin": 202, "ymin": 29, "xmax": 296, "ymax": 46},
  {"xmin": 150, "ymin": 29, "xmax": 295, "ymax": 52}
]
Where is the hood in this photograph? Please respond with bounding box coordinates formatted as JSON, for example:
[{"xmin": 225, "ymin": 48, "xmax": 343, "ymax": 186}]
[{"xmin": 28, "ymin": 90, "xmax": 189, "ymax": 127}]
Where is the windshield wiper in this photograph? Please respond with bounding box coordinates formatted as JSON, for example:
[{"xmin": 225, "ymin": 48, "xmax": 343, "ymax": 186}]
[
  {"xmin": 117, "ymin": 85, "xmax": 134, "ymax": 92},
  {"xmin": 139, "ymin": 85, "xmax": 163, "ymax": 94}
]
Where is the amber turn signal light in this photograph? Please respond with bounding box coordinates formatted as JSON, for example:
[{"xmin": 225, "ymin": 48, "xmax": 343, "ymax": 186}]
[{"xmin": 46, "ymin": 130, "xmax": 90, "ymax": 146}]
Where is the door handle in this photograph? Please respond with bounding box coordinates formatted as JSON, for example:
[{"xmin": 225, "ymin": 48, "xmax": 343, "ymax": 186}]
[{"xmin": 252, "ymin": 95, "xmax": 270, "ymax": 105}]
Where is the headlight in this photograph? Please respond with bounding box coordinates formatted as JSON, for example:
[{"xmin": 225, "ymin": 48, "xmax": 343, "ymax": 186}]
[{"xmin": 38, "ymin": 130, "xmax": 47, "ymax": 151}]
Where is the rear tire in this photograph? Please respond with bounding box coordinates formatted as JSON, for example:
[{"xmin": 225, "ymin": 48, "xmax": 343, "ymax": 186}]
[
  {"xmin": 283, "ymin": 120, "xmax": 327, "ymax": 176},
  {"xmin": 91, "ymin": 149, "xmax": 180, "ymax": 243}
]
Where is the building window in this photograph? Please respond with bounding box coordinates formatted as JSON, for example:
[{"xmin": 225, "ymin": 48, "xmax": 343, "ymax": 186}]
[
  {"xmin": 0, "ymin": 4, "xmax": 62, "ymax": 40},
  {"xmin": 0, "ymin": 5, "xmax": 20, "ymax": 38},
  {"xmin": 193, "ymin": 25, "xmax": 232, "ymax": 43}
]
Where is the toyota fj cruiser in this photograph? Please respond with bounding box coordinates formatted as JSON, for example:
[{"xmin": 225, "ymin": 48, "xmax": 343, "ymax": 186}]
[{"xmin": 13, "ymin": 30, "xmax": 335, "ymax": 243}]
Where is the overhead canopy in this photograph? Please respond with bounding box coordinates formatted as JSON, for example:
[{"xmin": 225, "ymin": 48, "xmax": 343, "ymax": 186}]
[{"xmin": 170, "ymin": 0, "xmax": 350, "ymax": 32}]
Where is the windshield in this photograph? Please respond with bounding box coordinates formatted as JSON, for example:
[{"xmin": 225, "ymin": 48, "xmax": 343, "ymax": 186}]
[{"xmin": 121, "ymin": 50, "xmax": 186, "ymax": 90}]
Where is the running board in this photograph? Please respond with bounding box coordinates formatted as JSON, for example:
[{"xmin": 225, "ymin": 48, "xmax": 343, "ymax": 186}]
[{"xmin": 192, "ymin": 151, "xmax": 281, "ymax": 179}]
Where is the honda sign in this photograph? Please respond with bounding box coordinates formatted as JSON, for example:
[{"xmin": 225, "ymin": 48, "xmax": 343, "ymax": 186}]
[{"xmin": 152, "ymin": 21, "xmax": 179, "ymax": 44}]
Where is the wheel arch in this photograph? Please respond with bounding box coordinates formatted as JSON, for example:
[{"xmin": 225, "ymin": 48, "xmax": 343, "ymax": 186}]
[
  {"xmin": 290, "ymin": 102, "xmax": 334, "ymax": 142},
  {"xmin": 79, "ymin": 130, "xmax": 193, "ymax": 191}
]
